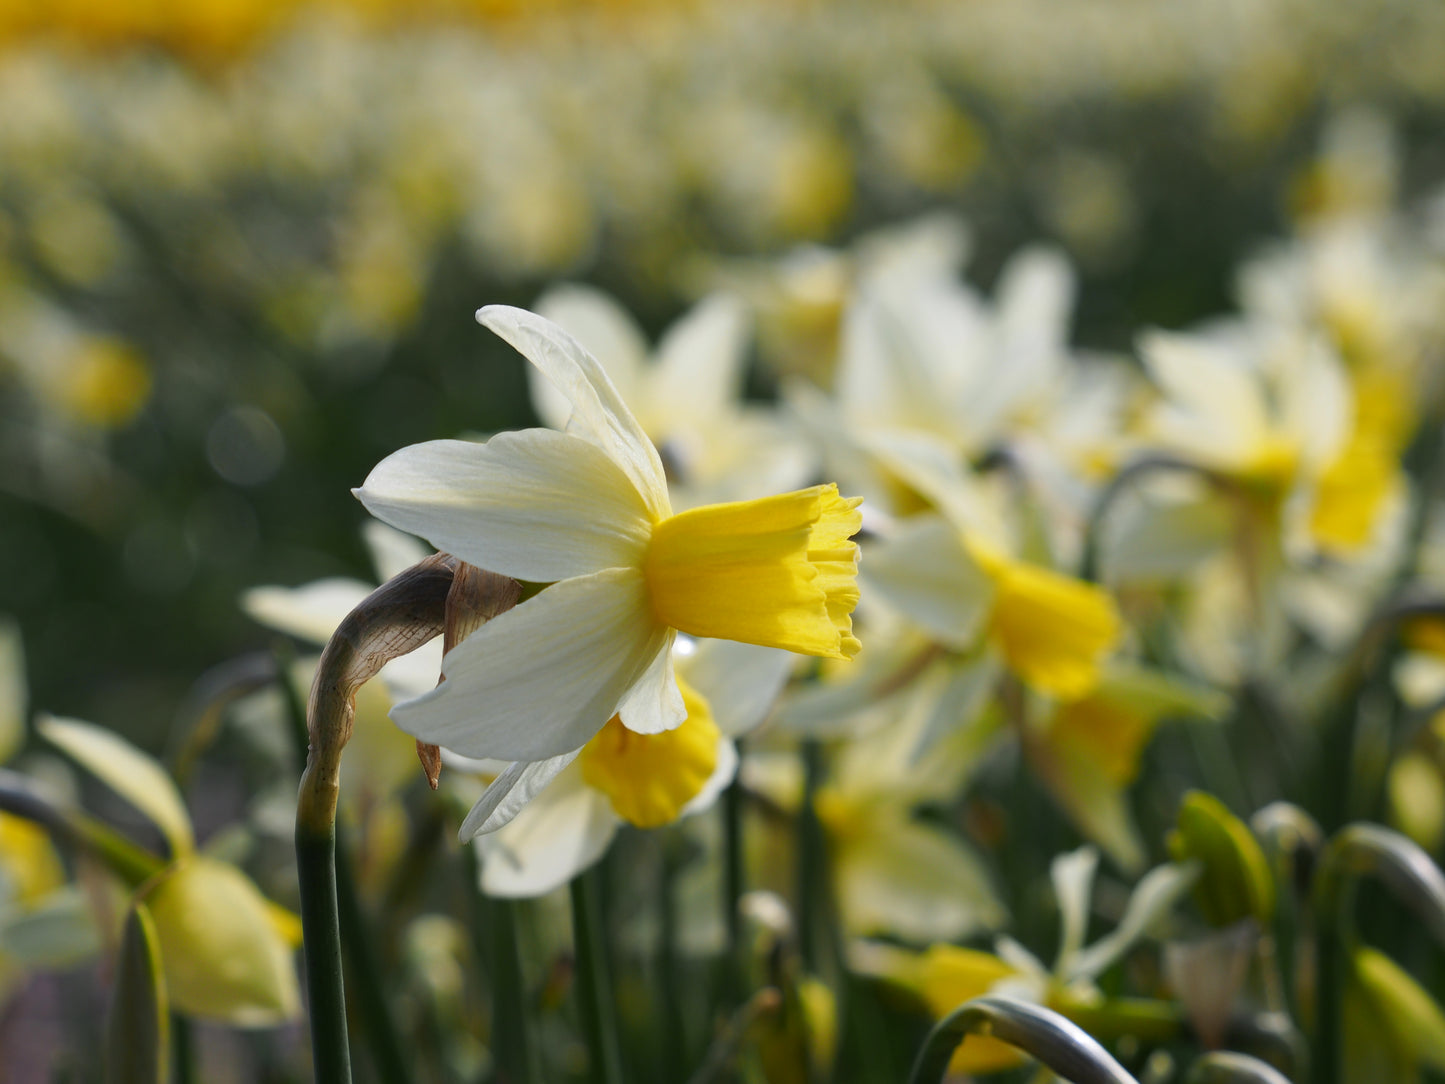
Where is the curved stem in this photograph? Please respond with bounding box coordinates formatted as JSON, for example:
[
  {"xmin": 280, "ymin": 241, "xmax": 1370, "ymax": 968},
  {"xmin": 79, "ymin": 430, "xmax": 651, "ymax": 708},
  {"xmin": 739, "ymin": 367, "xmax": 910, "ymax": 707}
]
[
  {"xmin": 1077, "ymin": 454, "xmax": 1215, "ymax": 583},
  {"xmin": 278, "ymin": 645, "xmax": 413, "ymax": 1084},
  {"xmin": 295, "ymin": 554, "xmax": 458, "ymax": 1084},
  {"xmin": 908, "ymin": 996, "xmax": 1138, "ymax": 1084}
]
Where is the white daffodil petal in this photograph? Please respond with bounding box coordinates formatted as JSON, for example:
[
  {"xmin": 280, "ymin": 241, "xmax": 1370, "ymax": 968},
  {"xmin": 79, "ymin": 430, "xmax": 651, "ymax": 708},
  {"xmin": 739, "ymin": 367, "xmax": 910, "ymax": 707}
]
[
  {"xmin": 981, "ymin": 246, "xmax": 1074, "ymax": 421},
  {"xmin": 1139, "ymin": 330, "xmax": 1268, "ymax": 458},
  {"xmin": 616, "ymin": 631, "xmax": 685, "ymax": 735},
  {"xmin": 477, "ymin": 305, "xmax": 669, "ymax": 519},
  {"xmin": 534, "ymin": 284, "xmax": 649, "ymax": 428},
  {"xmin": 438, "ymin": 749, "xmax": 511, "ymax": 777},
  {"xmin": 478, "ymin": 767, "xmax": 618, "ymax": 899},
  {"xmin": 651, "ymin": 294, "xmax": 749, "ymax": 426},
  {"xmin": 680, "ymin": 738, "xmax": 739, "ymax": 819},
  {"xmin": 865, "ymin": 430, "xmax": 1003, "ymax": 538},
  {"xmin": 1068, "ymin": 861, "xmax": 1200, "ymax": 983},
  {"xmin": 1283, "ymin": 337, "xmax": 1350, "ymax": 470},
  {"xmin": 457, "ymin": 751, "xmax": 580, "ymax": 840},
  {"xmin": 363, "ymin": 521, "xmax": 432, "ymax": 583},
  {"xmin": 377, "ymin": 638, "xmax": 443, "ymax": 703},
  {"xmin": 242, "ymin": 579, "xmax": 372, "ymax": 645},
  {"xmin": 838, "ymin": 289, "xmax": 956, "ymax": 436},
  {"xmin": 1051, "ymin": 846, "xmax": 1100, "ymax": 976},
  {"xmin": 863, "ymin": 515, "xmax": 994, "ymax": 648},
  {"xmin": 838, "ymin": 820, "xmax": 1006, "ymax": 942},
  {"xmin": 355, "ymin": 429, "xmax": 651, "ymax": 583},
  {"xmin": 681, "ymin": 639, "xmax": 796, "ymax": 737},
  {"xmin": 390, "ymin": 567, "xmax": 662, "ymax": 761}
]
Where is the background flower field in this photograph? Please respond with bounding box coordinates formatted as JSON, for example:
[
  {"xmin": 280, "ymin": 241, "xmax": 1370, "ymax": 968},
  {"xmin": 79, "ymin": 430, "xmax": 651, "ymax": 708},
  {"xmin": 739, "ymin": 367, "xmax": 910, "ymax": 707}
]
[{"xmin": 6, "ymin": 1, "xmax": 1445, "ymax": 1082}]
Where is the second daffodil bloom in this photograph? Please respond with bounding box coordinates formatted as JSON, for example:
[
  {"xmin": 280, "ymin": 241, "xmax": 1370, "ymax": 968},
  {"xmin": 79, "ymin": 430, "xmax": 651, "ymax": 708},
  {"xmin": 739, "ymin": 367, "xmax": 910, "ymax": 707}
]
[{"xmin": 355, "ymin": 306, "xmax": 861, "ymax": 785}]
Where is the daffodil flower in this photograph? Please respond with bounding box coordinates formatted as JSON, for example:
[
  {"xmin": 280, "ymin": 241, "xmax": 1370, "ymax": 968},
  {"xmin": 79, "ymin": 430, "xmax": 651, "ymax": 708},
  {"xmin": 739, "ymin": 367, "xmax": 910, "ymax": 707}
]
[
  {"xmin": 861, "ymin": 846, "xmax": 1197, "ymax": 1076},
  {"xmin": 472, "ymin": 637, "xmax": 794, "ymax": 898},
  {"xmin": 354, "ymin": 306, "xmax": 861, "ymax": 815},
  {"xmin": 859, "ymin": 441, "xmax": 1120, "ymax": 701},
  {"xmin": 1136, "ymin": 325, "xmax": 1405, "ymax": 558},
  {"xmin": 789, "ymin": 239, "xmax": 1135, "ymax": 526},
  {"xmin": 531, "ymin": 285, "xmax": 814, "ymax": 506},
  {"xmin": 746, "ymin": 691, "xmax": 1007, "ymax": 943},
  {"xmin": 0, "ymin": 619, "xmax": 92, "ymax": 1006}
]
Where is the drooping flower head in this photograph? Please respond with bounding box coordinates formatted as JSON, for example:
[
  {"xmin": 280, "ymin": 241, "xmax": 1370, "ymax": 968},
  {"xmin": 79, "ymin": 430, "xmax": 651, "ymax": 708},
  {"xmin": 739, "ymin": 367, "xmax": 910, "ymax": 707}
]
[{"xmin": 354, "ymin": 306, "xmax": 861, "ymax": 766}]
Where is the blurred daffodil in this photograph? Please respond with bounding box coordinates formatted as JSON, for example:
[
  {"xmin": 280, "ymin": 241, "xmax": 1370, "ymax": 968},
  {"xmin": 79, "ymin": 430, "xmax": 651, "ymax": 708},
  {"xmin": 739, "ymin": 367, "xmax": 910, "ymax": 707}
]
[
  {"xmin": 748, "ymin": 695, "xmax": 1007, "ymax": 944},
  {"xmin": 532, "ymin": 285, "xmax": 813, "ymax": 506},
  {"xmin": 1137, "ymin": 325, "xmax": 1406, "ymax": 559},
  {"xmin": 0, "ymin": 619, "xmax": 93, "ymax": 1004},
  {"xmin": 469, "ymin": 637, "xmax": 794, "ymax": 898},
  {"xmin": 37, "ymin": 714, "xmax": 301, "ymax": 1025},
  {"xmin": 355, "ymin": 306, "xmax": 861, "ymax": 828},
  {"xmin": 861, "ymin": 446, "xmax": 1120, "ymax": 701},
  {"xmin": 861, "ymin": 846, "xmax": 1197, "ymax": 1076}
]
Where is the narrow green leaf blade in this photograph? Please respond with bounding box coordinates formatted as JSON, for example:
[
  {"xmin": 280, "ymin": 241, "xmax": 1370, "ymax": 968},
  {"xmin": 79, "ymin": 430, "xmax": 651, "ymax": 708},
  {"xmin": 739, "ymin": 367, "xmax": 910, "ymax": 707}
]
[{"xmin": 106, "ymin": 902, "xmax": 169, "ymax": 1084}]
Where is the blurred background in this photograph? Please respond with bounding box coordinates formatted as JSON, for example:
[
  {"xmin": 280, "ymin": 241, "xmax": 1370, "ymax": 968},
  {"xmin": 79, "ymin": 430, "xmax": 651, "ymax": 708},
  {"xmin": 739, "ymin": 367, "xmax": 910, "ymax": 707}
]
[
  {"xmin": 6, "ymin": 3, "xmax": 1445, "ymax": 1082},
  {"xmin": 7, "ymin": 0, "xmax": 1445, "ymax": 753}
]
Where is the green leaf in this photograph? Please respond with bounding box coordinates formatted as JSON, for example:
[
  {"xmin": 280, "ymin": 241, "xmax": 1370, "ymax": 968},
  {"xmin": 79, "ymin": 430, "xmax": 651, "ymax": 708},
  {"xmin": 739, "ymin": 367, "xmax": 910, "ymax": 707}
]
[
  {"xmin": 0, "ymin": 618, "xmax": 24, "ymax": 765},
  {"xmin": 0, "ymin": 886, "xmax": 102, "ymax": 966},
  {"xmin": 1169, "ymin": 791, "xmax": 1274, "ymax": 927},
  {"xmin": 38, "ymin": 715, "xmax": 194, "ymax": 857},
  {"xmin": 106, "ymin": 902, "xmax": 169, "ymax": 1084},
  {"xmin": 142, "ymin": 856, "xmax": 300, "ymax": 1026},
  {"xmin": 1353, "ymin": 947, "xmax": 1445, "ymax": 1072}
]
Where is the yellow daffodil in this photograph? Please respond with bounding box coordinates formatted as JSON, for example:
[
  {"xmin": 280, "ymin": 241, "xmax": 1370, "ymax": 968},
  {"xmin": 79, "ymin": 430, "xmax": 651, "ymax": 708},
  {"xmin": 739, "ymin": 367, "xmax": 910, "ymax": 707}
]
[
  {"xmin": 860, "ymin": 444, "xmax": 1120, "ymax": 701},
  {"xmin": 1137, "ymin": 325, "xmax": 1406, "ymax": 558},
  {"xmin": 354, "ymin": 306, "xmax": 860, "ymax": 827}
]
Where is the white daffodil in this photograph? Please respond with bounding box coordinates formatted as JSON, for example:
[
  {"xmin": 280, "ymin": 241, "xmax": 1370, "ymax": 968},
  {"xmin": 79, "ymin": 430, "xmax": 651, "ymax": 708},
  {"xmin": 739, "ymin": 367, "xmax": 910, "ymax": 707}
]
[
  {"xmin": 859, "ymin": 846, "xmax": 1197, "ymax": 1077},
  {"xmin": 859, "ymin": 440, "xmax": 1121, "ymax": 702},
  {"xmin": 531, "ymin": 285, "xmax": 813, "ymax": 507},
  {"xmin": 355, "ymin": 306, "xmax": 861, "ymax": 837},
  {"xmin": 748, "ymin": 691, "xmax": 1007, "ymax": 944},
  {"xmin": 792, "ymin": 241, "xmax": 1135, "ymax": 533},
  {"xmin": 1137, "ymin": 323, "xmax": 1406, "ymax": 560},
  {"xmin": 473, "ymin": 637, "xmax": 794, "ymax": 898}
]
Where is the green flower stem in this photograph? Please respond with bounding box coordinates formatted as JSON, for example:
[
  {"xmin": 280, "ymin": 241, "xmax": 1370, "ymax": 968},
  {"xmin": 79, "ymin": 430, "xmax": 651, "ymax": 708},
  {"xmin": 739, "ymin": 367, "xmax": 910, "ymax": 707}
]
[
  {"xmin": 334, "ymin": 836, "xmax": 412, "ymax": 1084},
  {"xmin": 296, "ymin": 797, "xmax": 351, "ymax": 1084},
  {"xmin": 1314, "ymin": 597, "xmax": 1445, "ymax": 831},
  {"xmin": 722, "ymin": 737, "xmax": 747, "ymax": 1002},
  {"xmin": 570, "ymin": 868, "xmax": 624, "ymax": 1084},
  {"xmin": 908, "ymin": 996, "xmax": 1138, "ymax": 1084},
  {"xmin": 171, "ymin": 1013, "xmax": 195, "ymax": 1084},
  {"xmin": 293, "ymin": 554, "xmax": 458, "ymax": 1084},
  {"xmin": 462, "ymin": 841, "xmax": 539, "ymax": 1084},
  {"xmin": 276, "ymin": 643, "xmax": 412, "ymax": 1084},
  {"xmin": 796, "ymin": 739, "xmax": 828, "ymax": 973},
  {"xmin": 658, "ymin": 835, "xmax": 685, "ymax": 1083},
  {"xmin": 1310, "ymin": 823, "xmax": 1445, "ymax": 1084}
]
